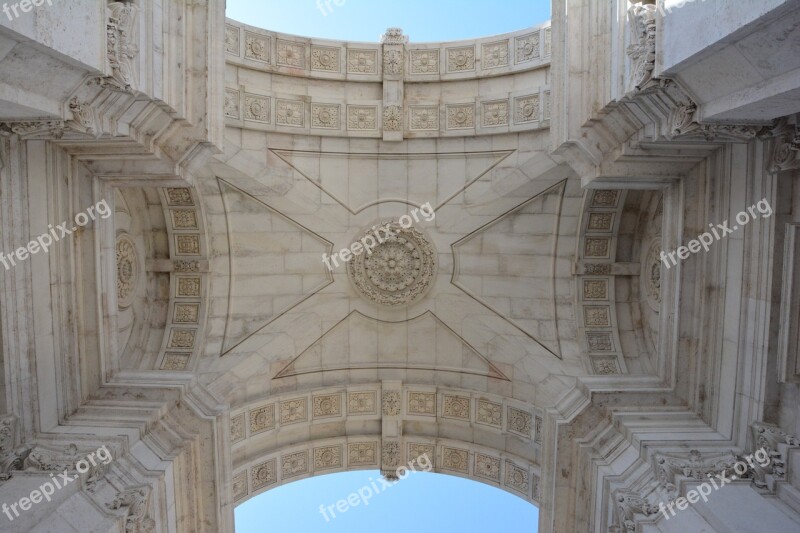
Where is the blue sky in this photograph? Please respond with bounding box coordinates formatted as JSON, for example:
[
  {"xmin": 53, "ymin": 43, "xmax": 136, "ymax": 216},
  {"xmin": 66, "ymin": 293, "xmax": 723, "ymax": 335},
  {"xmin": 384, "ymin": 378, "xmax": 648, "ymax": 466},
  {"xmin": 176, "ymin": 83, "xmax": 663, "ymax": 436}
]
[
  {"xmin": 235, "ymin": 469, "xmax": 539, "ymax": 532},
  {"xmin": 225, "ymin": 0, "xmax": 552, "ymax": 42},
  {"xmin": 227, "ymin": 1, "xmax": 544, "ymax": 531}
]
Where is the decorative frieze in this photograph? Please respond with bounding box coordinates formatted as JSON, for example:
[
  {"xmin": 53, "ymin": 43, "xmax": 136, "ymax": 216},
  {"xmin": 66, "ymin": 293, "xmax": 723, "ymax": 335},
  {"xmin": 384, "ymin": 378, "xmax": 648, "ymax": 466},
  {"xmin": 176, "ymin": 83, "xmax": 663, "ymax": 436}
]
[
  {"xmin": 409, "ymin": 106, "xmax": 439, "ymax": 131},
  {"xmin": 225, "ymin": 24, "xmax": 240, "ymax": 55},
  {"xmin": 347, "ymin": 442, "xmax": 378, "ymax": 466},
  {"xmin": 314, "ymin": 445, "xmax": 343, "ymax": 470},
  {"xmin": 312, "ymin": 394, "xmax": 341, "ymax": 419},
  {"xmin": 276, "ymin": 40, "xmax": 306, "ymax": 68},
  {"xmin": 442, "ymin": 446, "xmax": 469, "ymax": 473},
  {"xmin": 244, "ymin": 94, "xmax": 270, "ymax": 123},
  {"xmin": 251, "ymin": 459, "xmax": 277, "ymax": 490},
  {"xmin": 446, "ymin": 104, "xmax": 475, "ymax": 130},
  {"xmin": 382, "ymin": 391, "xmax": 402, "ymax": 416},
  {"xmin": 476, "ymin": 399, "xmax": 502, "ymax": 428},
  {"xmin": 482, "ymin": 41, "xmax": 509, "ymax": 69},
  {"xmin": 245, "ymin": 32, "xmax": 270, "ymax": 63},
  {"xmin": 383, "ymin": 105, "xmax": 403, "ymax": 131},
  {"xmin": 281, "ymin": 451, "xmax": 309, "ymax": 479},
  {"xmin": 347, "ymin": 391, "xmax": 377, "ymax": 415},
  {"xmin": 311, "ymin": 103, "xmax": 340, "ymax": 129},
  {"xmin": 230, "ymin": 413, "xmax": 245, "ymax": 443},
  {"xmin": 160, "ymin": 353, "xmax": 189, "ymax": 370},
  {"xmin": 475, "ymin": 452, "xmax": 501, "ymax": 481},
  {"xmin": 347, "ymin": 105, "xmax": 378, "ymax": 131},
  {"xmin": 249, "ymin": 405, "xmax": 276, "ymax": 434},
  {"xmin": 311, "ymin": 46, "xmax": 340, "ymax": 72},
  {"xmin": 482, "ymin": 100, "xmax": 509, "ymax": 127},
  {"xmin": 348, "ymin": 442, "xmax": 378, "ymax": 466},
  {"xmin": 280, "ymin": 398, "xmax": 308, "ymax": 425},
  {"xmin": 407, "ymin": 392, "xmax": 436, "ymax": 416},
  {"xmin": 515, "ymin": 32, "xmax": 540, "ymax": 63},
  {"xmin": 504, "ymin": 461, "xmax": 530, "ymax": 494},
  {"xmin": 224, "ymin": 89, "xmax": 240, "ymax": 119},
  {"xmin": 347, "ymin": 49, "xmax": 378, "ymax": 74},
  {"xmin": 410, "ymin": 50, "xmax": 439, "ymax": 74},
  {"xmin": 514, "ymin": 94, "xmax": 540, "ymax": 124},
  {"xmin": 276, "ymin": 100, "xmax": 305, "ymax": 127},
  {"xmin": 442, "ymin": 394, "xmax": 470, "ymax": 420},
  {"xmin": 508, "ymin": 407, "xmax": 532, "ymax": 438},
  {"xmin": 447, "ymin": 46, "xmax": 475, "ymax": 72}
]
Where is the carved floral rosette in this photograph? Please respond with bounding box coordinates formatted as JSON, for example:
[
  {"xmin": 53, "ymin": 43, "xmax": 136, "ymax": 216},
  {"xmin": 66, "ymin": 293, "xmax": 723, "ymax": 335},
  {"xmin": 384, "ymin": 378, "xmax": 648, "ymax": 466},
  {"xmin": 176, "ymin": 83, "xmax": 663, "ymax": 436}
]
[{"xmin": 347, "ymin": 222, "xmax": 437, "ymax": 307}]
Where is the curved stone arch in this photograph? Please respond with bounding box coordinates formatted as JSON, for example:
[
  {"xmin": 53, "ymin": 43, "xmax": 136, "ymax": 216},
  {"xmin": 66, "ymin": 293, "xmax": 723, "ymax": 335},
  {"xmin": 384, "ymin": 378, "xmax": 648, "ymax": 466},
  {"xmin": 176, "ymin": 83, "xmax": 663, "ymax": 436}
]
[
  {"xmin": 154, "ymin": 187, "xmax": 212, "ymax": 371},
  {"xmin": 229, "ymin": 382, "xmax": 543, "ymax": 508}
]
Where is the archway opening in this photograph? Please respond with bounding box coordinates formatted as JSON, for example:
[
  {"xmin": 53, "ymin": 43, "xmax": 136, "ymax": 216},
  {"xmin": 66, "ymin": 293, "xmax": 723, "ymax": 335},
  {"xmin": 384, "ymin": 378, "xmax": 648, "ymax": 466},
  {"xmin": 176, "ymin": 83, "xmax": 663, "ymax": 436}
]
[
  {"xmin": 225, "ymin": 0, "xmax": 551, "ymax": 42},
  {"xmin": 235, "ymin": 470, "xmax": 539, "ymax": 532}
]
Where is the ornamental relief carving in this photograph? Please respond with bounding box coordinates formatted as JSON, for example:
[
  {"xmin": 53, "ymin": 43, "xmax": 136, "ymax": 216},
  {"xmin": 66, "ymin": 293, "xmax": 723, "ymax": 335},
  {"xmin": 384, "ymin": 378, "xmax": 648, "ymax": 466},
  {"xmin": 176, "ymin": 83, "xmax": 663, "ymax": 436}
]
[
  {"xmin": 314, "ymin": 445, "xmax": 343, "ymax": 470},
  {"xmin": 442, "ymin": 394, "xmax": 470, "ymax": 420},
  {"xmin": 409, "ymin": 106, "xmax": 439, "ymax": 131},
  {"xmin": 446, "ymin": 104, "xmax": 475, "ymax": 129},
  {"xmin": 348, "ymin": 442, "xmax": 378, "ymax": 466},
  {"xmin": 382, "ymin": 391, "xmax": 401, "ymax": 416},
  {"xmin": 508, "ymin": 407, "xmax": 532, "ymax": 438},
  {"xmin": 252, "ymin": 459, "xmax": 277, "ymax": 489},
  {"xmin": 160, "ymin": 353, "xmax": 189, "ymax": 371},
  {"xmin": 276, "ymin": 100, "xmax": 304, "ymax": 127},
  {"xmin": 482, "ymin": 41, "xmax": 509, "ymax": 69},
  {"xmin": 447, "ymin": 46, "xmax": 475, "ymax": 72},
  {"xmin": 311, "ymin": 46, "xmax": 340, "ymax": 72},
  {"xmin": 107, "ymin": 486, "xmax": 154, "ymax": 533},
  {"xmin": 475, "ymin": 453, "xmax": 501, "ymax": 481},
  {"xmin": 225, "ymin": 24, "xmax": 240, "ymax": 55},
  {"xmin": 244, "ymin": 94, "xmax": 270, "ymax": 123},
  {"xmin": 627, "ymin": 3, "xmax": 656, "ymax": 92},
  {"xmin": 311, "ymin": 104, "xmax": 340, "ymax": 129},
  {"xmin": 107, "ymin": 2, "xmax": 140, "ymax": 92},
  {"xmin": 280, "ymin": 398, "xmax": 308, "ymax": 425},
  {"xmin": 348, "ymin": 223, "xmax": 437, "ymax": 306},
  {"xmin": 505, "ymin": 461, "xmax": 530, "ymax": 494},
  {"xmin": 442, "ymin": 447, "xmax": 469, "ymax": 472},
  {"xmin": 407, "ymin": 392, "xmax": 436, "ymax": 416},
  {"xmin": 249, "ymin": 405, "xmax": 275, "ymax": 434},
  {"xmin": 312, "ymin": 394, "xmax": 341, "ymax": 418},
  {"xmin": 643, "ymin": 238, "xmax": 662, "ymax": 312},
  {"xmin": 282, "ymin": 451, "xmax": 308, "ymax": 478},
  {"xmin": 245, "ymin": 32, "xmax": 270, "ymax": 63},
  {"xmin": 224, "ymin": 89, "xmax": 240, "ymax": 119},
  {"xmin": 347, "ymin": 50, "xmax": 378, "ymax": 74},
  {"xmin": 347, "ymin": 391, "xmax": 377, "ymax": 414},
  {"xmin": 347, "ymin": 106, "xmax": 377, "ymax": 130},
  {"xmin": 476, "ymin": 399, "xmax": 502, "ymax": 427},
  {"xmin": 277, "ymin": 40, "xmax": 306, "ymax": 68},
  {"xmin": 410, "ymin": 50, "xmax": 439, "ymax": 74},
  {"xmin": 383, "ymin": 47, "xmax": 404, "ymax": 76},
  {"xmin": 383, "ymin": 105, "xmax": 403, "ymax": 131},
  {"xmin": 116, "ymin": 234, "xmax": 138, "ymax": 308},
  {"xmin": 515, "ymin": 32, "xmax": 540, "ymax": 63}
]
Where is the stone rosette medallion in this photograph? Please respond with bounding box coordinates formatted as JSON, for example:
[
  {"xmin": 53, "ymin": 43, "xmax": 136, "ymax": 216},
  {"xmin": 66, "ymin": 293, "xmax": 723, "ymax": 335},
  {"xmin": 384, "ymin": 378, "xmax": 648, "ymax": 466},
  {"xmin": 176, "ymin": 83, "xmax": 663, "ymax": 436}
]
[{"xmin": 347, "ymin": 222, "xmax": 437, "ymax": 307}]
